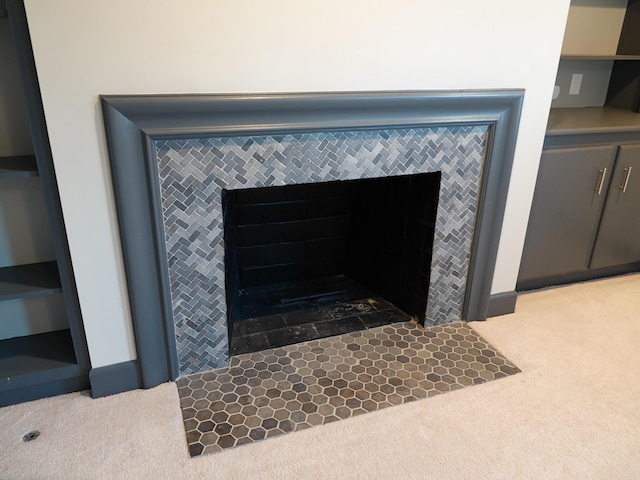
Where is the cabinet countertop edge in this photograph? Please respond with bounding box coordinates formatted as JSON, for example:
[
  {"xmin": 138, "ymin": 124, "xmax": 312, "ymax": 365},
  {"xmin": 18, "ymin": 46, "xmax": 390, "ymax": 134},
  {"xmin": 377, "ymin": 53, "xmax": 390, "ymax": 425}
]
[{"xmin": 547, "ymin": 107, "xmax": 640, "ymax": 136}]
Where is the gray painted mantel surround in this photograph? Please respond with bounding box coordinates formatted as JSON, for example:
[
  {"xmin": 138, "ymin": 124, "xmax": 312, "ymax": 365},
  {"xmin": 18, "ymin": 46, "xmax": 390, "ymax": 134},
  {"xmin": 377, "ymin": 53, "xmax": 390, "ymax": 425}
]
[{"xmin": 96, "ymin": 90, "xmax": 523, "ymax": 397}]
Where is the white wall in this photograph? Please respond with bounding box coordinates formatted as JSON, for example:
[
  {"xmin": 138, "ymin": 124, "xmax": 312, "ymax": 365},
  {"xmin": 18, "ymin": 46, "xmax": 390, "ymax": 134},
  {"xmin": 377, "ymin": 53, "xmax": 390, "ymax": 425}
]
[{"xmin": 23, "ymin": 0, "xmax": 571, "ymax": 368}]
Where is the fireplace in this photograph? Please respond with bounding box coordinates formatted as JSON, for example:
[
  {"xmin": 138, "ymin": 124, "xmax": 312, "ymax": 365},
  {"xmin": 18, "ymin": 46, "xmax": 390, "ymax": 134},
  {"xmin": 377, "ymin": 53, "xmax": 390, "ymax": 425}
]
[
  {"xmin": 101, "ymin": 90, "xmax": 523, "ymax": 388},
  {"xmin": 222, "ymin": 172, "xmax": 441, "ymax": 354}
]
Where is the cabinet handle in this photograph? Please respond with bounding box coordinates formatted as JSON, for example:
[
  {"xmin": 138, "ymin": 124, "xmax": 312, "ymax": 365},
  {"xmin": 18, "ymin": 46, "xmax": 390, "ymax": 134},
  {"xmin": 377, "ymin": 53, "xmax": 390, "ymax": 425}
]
[
  {"xmin": 620, "ymin": 166, "xmax": 632, "ymax": 193},
  {"xmin": 595, "ymin": 167, "xmax": 607, "ymax": 195}
]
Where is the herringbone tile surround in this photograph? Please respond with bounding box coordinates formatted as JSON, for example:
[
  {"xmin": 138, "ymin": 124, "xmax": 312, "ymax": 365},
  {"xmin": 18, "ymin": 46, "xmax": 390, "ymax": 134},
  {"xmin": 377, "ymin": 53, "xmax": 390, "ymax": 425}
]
[{"xmin": 155, "ymin": 126, "xmax": 487, "ymax": 375}]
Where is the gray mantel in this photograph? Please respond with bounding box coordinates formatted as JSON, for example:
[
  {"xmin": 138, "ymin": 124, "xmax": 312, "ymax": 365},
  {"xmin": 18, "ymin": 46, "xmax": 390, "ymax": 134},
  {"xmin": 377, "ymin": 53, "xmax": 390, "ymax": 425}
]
[{"xmin": 101, "ymin": 90, "xmax": 523, "ymax": 389}]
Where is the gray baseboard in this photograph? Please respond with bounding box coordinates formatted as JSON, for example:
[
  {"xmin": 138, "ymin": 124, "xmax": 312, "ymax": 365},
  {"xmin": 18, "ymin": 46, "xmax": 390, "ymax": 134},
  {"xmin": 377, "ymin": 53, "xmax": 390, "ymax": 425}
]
[
  {"xmin": 486, "ymin": 291, "xmax": 518, "ymax": 318},
  {"xmin": 89, "ymin": 360, "xmax": 141, "ymax": 398}
]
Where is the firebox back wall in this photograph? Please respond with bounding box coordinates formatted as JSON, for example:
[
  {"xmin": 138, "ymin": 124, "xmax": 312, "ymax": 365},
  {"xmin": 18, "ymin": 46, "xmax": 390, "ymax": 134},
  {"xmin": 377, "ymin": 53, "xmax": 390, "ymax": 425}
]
[
  {"xmin": 222, "ymin": 173, "xmax": 440, "ymax": 327},
  {"xmin": 155, "ymin": 126, "xmax": 487, "ymax": 375}
]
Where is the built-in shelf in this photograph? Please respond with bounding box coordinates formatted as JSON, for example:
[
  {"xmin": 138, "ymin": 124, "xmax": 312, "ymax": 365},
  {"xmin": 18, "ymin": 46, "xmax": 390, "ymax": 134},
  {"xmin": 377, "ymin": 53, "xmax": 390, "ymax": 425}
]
[
  {"xmin": 553, "ymin": 1, "xmax": 640, "ymax": 111},
  {"xmin": 547, "ymin": 107, "xmax": 640, "ymax": 136},
  {"xmin": 0, "ymin": 1, "xmax": 90, "ymax": 407},
  {"xmin": 545, "ymin": 107, "xmax": 640, "ymax": 148},
  {"xmin": 561, "ymin": 55, "xmax": 640, "ymax": 61},
  {"xmin": 0, "ymin": 155, "xmax": 38, "ymax": 179},
  {"xmin": 0, "ymin": 261, "xmax": 61, "ymax": 301},
  {"xmin": 0, "ymin": 329, "xmax": 79, "ymax": 392}
]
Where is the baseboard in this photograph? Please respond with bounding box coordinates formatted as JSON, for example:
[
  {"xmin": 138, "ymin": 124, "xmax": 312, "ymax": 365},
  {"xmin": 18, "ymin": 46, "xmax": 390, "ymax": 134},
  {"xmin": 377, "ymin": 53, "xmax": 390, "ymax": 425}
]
[
  {"xmin": 89, "ymin": 360, "xmax": 141, "ymax": 398},
  {"xmin": 486, "ymin": 291, "xmax": 518, "ymax": 318}
]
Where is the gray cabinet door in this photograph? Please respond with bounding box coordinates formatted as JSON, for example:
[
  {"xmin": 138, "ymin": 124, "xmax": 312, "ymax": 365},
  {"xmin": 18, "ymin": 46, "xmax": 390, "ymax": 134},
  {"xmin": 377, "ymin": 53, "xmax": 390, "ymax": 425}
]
[
  {"xmin": 590, "ymin": 144, "xmax": 640, "ymax": 269},
  {"xmin": 518, "ymin": 145, "xmax": 617, "ymax": 283}
]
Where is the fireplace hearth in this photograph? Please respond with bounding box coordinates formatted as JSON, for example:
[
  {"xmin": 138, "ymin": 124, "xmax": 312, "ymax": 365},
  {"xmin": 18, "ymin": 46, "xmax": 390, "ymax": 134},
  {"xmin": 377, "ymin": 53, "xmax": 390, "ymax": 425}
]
[{"xmin": 101, "ymin": 90, "xmax": 523, "ymax": 387}]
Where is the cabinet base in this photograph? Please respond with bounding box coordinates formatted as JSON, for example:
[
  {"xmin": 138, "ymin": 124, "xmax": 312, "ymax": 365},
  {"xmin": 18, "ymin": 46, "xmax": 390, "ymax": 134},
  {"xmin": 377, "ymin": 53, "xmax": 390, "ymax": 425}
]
[{"xmin": 516, "ymin": 262, "xmax": 640, "ymax": 292}]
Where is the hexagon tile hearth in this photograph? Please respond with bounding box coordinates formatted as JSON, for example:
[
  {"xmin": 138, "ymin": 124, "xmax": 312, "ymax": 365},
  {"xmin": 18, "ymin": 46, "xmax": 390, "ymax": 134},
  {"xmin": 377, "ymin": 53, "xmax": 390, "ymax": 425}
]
[{"xmin": 177, "ymin": 321, "xmax": 520, "ymax": 457}]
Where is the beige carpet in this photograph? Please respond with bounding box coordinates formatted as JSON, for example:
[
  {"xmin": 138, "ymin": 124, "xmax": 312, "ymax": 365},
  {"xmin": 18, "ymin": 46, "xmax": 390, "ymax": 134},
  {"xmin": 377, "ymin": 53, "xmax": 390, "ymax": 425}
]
[{"xmin": 1, "ymin": 274, "xmax": 639, "ymax": 479}]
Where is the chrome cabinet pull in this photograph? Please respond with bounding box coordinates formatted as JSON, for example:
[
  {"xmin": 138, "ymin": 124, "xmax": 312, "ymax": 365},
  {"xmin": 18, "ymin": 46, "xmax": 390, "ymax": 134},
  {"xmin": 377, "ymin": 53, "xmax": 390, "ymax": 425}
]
[
  {"xmin": 620, "ymin": 166, "xmax": 632, "ymax": 193},
  {"xmin": 595, "ymin": 167, "xmax": 607, "ymax": 195}
]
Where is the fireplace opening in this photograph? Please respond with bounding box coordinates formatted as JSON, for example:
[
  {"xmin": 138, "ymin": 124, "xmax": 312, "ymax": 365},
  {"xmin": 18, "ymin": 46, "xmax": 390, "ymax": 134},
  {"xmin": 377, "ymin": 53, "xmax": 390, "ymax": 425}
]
[{"xmin": 222, "ymin": 172, "xmax": 441, "ymax": 355}]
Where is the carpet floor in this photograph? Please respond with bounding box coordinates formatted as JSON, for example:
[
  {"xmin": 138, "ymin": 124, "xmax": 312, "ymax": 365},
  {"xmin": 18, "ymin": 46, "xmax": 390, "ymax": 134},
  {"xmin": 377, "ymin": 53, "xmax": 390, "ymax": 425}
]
[{"xmin": 1, "ymin": 273, "xmax": 639, "ymax": 479}]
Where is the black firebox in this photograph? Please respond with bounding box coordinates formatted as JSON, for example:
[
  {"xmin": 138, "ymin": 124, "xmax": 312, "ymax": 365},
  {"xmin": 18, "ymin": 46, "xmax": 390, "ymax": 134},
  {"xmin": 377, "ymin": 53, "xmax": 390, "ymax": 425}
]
[{"xmin": 222, "ymin": 172, "xmax": 440, "ymax": 354}]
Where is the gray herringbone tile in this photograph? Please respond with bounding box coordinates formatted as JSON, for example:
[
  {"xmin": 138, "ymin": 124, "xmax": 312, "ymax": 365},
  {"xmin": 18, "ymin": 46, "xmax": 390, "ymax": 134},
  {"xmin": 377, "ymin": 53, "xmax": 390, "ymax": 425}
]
[{"xmin": 155, "ymin": 126, "xmax": 487, "ymax": 375}]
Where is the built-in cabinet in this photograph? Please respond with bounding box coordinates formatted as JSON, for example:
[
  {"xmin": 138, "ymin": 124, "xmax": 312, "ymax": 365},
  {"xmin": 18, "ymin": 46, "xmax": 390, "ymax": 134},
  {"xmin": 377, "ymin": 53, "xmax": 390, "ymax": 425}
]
[
  {"xmin": 518, "ymin": 0, "xmax": 640, "ymax": 290},
  {"xmin": 0, "ymin": 0, "xmax": 89, "ymax": 407},
  {"xmin": 518, "ymin": 145, "xmax": 616, "ymax": 283},
  {"xmin": 590, "ymin": 144, "xmax": 640, "ymax": 268},
  {"xmin": 518, "ymin": 139, "xmax": 640, "ymax": 288}
]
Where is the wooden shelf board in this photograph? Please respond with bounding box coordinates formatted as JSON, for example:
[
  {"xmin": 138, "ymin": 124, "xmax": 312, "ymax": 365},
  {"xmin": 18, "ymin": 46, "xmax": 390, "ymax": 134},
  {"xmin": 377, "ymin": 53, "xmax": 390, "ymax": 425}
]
[
  {"xmin": 561, "ymin": 54, "xmax": 640, "ymax": 61},
  {"xmin": 547, "ymin": 107, "xmax": 640, "ymax": 136},
  {"xmin": 0, "ymin": 329, "xmax": 79, "ymax": 391},
  {"xmin": 0, "ymin": 261, "xmax": 62, "ymax": 301},
  {"xmin": 0, "ymin": 155, "xmax": 38, "ymax": 179}
]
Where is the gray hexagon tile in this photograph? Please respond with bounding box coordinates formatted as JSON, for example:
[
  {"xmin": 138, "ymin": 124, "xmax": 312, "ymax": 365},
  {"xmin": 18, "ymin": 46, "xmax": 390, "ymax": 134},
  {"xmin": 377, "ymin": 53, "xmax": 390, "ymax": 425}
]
[{"xmin": 177, "ymin": 321, "xmax": 520, "ymax": 457}]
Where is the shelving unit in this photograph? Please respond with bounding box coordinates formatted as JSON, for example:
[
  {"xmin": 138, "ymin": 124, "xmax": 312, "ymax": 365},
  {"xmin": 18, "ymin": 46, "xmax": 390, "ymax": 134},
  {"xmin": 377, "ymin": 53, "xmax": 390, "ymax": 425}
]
[
  {"xmin": 552, "ymin": 0, "xmax": 640, "ymax": 118},
  {"xmin": 0, "ymin": 0, "xmax": 89, "ymax": 407},
  {"xmin": 518, "ymin": 0, "xmax": 640, "ymax": 291}
]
